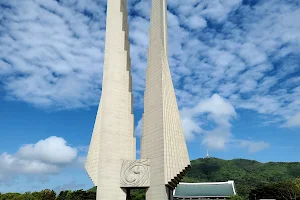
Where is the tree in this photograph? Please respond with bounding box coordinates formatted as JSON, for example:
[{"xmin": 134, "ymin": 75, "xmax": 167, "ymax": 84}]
[
  {"xmin": 31, "ymin": 192, "xmax": 42, "ymax": 199},
  {"xmin": 67, "ymin": 189, "xmax": 92, "ymax": 200},
  {"xmin": 294, "ymin": 178, "xmax": 300, "ymax": 190},
  {"xmin": 249, "ymin": 179, "xmax": 300, "ymax": 200},
  {"xmin": 276, "ymin": 180, "xmax": 300, "ymax": 200},
  {"xmin": 56, "ymin": 191, "xmax": 68, "ymax": 200},
  {"xmin": 88, "ymin": 187, "xmax": 96, "ymax": 193},
  {"xmin": 0, "ymin": 193, "xmax": 22, "ymax": 200},
  {"xmin": 85, "ymin": 190, "xmax": 96, "ymax": 200},
  {"xmin": 229, "ymin": 195, "xmax": 245, "ymax": 200},
  {"xmin": 40, "ymin": 189, "xmax": 56, "ymax": 200},
  {"xmin": 64, "ymin": 191, "xmax": 73, "ymax": 200},
  {"xmin": 249, "ymin": 182, "xmax": 284, "ymax": 200},
  {"xmin": 11, "ymin": 193, "xmax": 38, "ymax": 200},
  {"xmin": 131, "ymin": 189, "xmax": 145, "ymax": 200}
]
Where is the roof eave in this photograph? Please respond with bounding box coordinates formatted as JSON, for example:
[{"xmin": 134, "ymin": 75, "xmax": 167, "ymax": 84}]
[{"xmin": 174, "ymin": 195, "xmax": 230, "ymax": 198}]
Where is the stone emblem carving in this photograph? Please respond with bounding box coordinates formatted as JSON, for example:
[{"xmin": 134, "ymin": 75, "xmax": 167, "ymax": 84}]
[{"xmin": 120, "ymin": 159, "xmax": 150, "ymax": 187}]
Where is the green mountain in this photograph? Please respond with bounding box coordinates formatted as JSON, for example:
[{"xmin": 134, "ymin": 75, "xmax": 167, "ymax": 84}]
[{"xmin": 182, "ymin": 157, "xmax": 300, "ymax": 196}]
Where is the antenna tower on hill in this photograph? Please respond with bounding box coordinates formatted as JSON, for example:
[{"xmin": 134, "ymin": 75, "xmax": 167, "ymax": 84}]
[{"xmin": 206, "ymin": 149, "xmax": 211, "ymax": 158}]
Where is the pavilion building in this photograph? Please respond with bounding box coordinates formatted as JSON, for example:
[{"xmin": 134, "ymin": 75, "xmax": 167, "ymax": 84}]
[{"xmin": 173, "ymin": 181, "xmax": 237, "ymax": 200}]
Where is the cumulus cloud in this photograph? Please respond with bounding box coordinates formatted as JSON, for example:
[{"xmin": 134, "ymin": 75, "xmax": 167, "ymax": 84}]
[
  {"xmin": 282, "ymin": 113, "xmax": 300, "ymax": 128},
  {"xmin": 186, "ymin": 16, "xmax": 207, "ymax": 29},
  {"xmin": 75, "ymin": 156, "xmax": 87, "ymax": 169},
  {"xmin": 237, "ymin": 140, "xmax": 270, "ymax": 153},
  {"xmin": 180, "ymin": 94, "xmax": 269, "ymax": 152},
  {"xmin": 181, "ymin": 95, "xmax": 233, "ymax": 129},
  {"xmin": 17, "ymin": 136, "xmax": 77, "ymax": 164},
  {"xmin": 194, "ymin": 94, "xmax": 237, "ymax": 126},
  {"xmin": 198, "ymin": 0, "xmax": 242, "ymax": 22},
  {"xmin": 181, "ymin": 117, "xmax": 202, "ymax": 141},
  {"xmin": 180, "ymin": 94, "xmax": 235, "ymax": 149},
  {"xmin": 0, "ymin": 136, "xmax": 80, "ymax": 183},
  {"xmin": 202, "ymin": 128, "xmax": 231, "ymax": 150},
  {"xmin": 134, "ymin": 118, "xmax": 143, "ymax": 137},
  {"xmin": 0, "ymin": 153, "xmax": 59, "ymax": 176}
]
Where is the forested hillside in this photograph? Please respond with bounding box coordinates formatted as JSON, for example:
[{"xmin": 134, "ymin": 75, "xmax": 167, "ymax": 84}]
[{"xmin": 183, "ymin": 157, "xmax": 300, "ymax": 196}]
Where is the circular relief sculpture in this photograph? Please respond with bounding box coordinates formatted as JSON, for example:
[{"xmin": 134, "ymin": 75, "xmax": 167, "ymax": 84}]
[{"xmin": 120, "ymin": 159, "xmax": 150, "ymax": 187}]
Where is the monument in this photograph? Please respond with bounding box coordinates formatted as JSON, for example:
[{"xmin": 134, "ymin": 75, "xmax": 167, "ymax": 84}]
[
  {"xmin": 85, "ymin": 0, "xmax": 136, "ymax": 199},
  {"xmin": 85, "ymin": 0, "xmax": 190, "ymax": 199}
]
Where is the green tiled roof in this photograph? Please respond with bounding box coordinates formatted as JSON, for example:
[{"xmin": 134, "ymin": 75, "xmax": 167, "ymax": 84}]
[{"xmin": 174, "ymin": 181, "xmax": 236, "ymax": 197}]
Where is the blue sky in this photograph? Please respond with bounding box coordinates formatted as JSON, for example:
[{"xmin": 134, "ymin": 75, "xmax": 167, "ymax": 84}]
[{"xmin": 0, "ymin": 0, "xmax": 300, "ymax": 194}]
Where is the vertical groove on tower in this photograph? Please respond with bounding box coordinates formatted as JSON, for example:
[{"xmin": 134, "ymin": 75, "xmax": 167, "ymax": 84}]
[{"xmin": 85, "ymin": 0, "xmax": 136, "ymax": 199}]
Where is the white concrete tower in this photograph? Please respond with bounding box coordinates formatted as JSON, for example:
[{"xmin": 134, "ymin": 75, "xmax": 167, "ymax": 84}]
[
  {"xmin": 141, "ymin": 0, "xmax": 191, "ymax": 199},
  {"xmin": 85, "ymin": 0, "xmax": 136, "ymax": 199}
]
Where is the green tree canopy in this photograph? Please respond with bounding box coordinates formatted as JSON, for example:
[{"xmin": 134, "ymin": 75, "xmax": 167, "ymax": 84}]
[{"xmin": 249, "ymin": 179, "xmax": 300, "ymax": 200}]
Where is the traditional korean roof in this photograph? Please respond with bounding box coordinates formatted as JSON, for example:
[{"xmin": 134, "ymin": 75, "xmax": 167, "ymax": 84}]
[{"xmin": 174, "ymin": 181, "xmax": 236, "ymax": 198}]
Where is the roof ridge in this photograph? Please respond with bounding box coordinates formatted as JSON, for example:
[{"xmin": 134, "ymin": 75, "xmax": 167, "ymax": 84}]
[{"xmin": 178, "ymin": 181, "xmax": 234, "ymax": 185}]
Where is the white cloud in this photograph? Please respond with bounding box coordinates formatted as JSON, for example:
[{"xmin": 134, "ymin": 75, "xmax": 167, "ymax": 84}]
[
  {"xmin": 202, "ymin": 128, "xmax": 231, "ymax": 150},
  {"xmin": 0, "ymin": 136, "xmax": 81, "ymax": 182},
  {"xmin": 134, "ymin": 118, "xmax": 143, "ymax": 137},
  {"xmin": 194, "ymin": 94, "xmax": 237, "ymax": 126},
  {"xmin": 135, "ymin": 93, "xmax": 248, "ymax": 151},
  {"xmin": 181, "ymin": 94, "xmax": 269, "ymax": 152},
  {"xmin": 181, "ymin": 94, "xmax": 236, "ymax": 149},
  {"xmin": 75, "ymin": 156, "xmax": 87, "ymax": 169},
  {"xmin": 198, "ymin": 0, "xmax": 242, "ymax": 22},
  {"xmin": 17, "ymin": 136, "xmax": 77, "ymax": 164},
  {"xmin": 0, "ymin": 0, "xmax": 105, "ymax": 110},
  {"xmin": 0, "ymin": 153, "xmax": 59, "ymax": 175},
  {"xmin": 186, "ymin": 16, "xmax": 207, "ymax": 29},
  {"xmin": 282, "ymin": 113, "xmax": 300, "ymax": 128},
  {"xmin": 237, "ymin": 140, "xmax": 270, "ymax": 153},
  {"xmin": 181, "ymin": 118, "xmax": 202, "ymax": 141}
]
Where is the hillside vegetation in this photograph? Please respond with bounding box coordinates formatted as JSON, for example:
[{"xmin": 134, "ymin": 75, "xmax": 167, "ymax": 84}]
[{"xmin": 183, "ymin": 157, "xmax": 300, "ymax": 196}]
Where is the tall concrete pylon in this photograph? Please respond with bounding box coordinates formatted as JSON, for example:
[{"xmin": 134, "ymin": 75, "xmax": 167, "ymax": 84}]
[
  {"xmin": 85, "ymin": 0, "xmax": 136, "ymax": 199},
  {"xmin": 140, "ymin": 0, "xmax": 191, "ymax": 199},
  {"xmin": 86, "ymin": 0, "xmax": 190, "ymax": 199}
]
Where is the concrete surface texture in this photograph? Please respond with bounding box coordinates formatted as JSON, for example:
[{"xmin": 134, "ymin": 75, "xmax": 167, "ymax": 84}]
[
  {"xmin": 140, "ymin": 0, "xmax": 191, "ymax": 199},
  {"xmin": 85, "ymin": 0, "xmax": 136, "ymax": 199}
]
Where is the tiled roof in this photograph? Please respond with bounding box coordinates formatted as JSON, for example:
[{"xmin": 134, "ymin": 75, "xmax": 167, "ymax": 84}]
[{"xmin": 174, "ymin": 181, "xmax": 236, "ymax": 197}]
